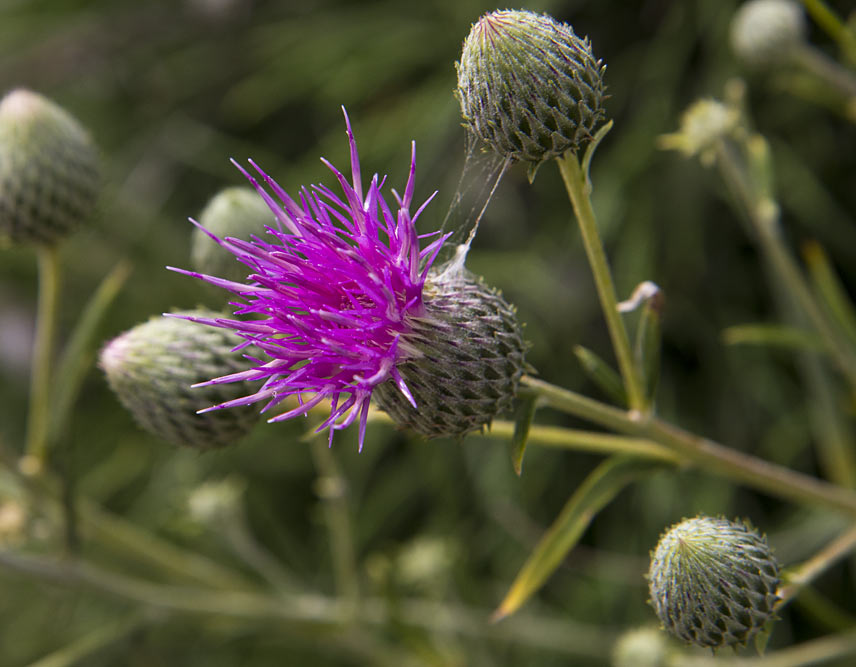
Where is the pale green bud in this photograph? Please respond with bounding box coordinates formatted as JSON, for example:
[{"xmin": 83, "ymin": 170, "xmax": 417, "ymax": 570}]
[
  {"xmin": 648, "ymin": 515, "xmax": 780, "ymax": 649},
  {"xmin": 0, "ymin": 89, "xmax": 99, "ymax": 246},
  {"xmin": 456, "ymin": 9, "xmax": 607, "ymax": 167},
  {"xmin": 191, "ymin": 187, "xmax": 274, "ymax": 282},
  {"xmin": 100, "ymin": 310, "xmax": 260, "ymax": 449},
  {"xmin": 731, "ymin": 0, "xmax": 806, "ymax": 67}
]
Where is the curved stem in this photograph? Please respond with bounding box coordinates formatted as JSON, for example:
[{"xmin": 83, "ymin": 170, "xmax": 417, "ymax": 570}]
[
  {"xmin": 778, "ymin": 524, "xmax": 856, "ymax": 607},
  {"xmin": 0, "ymin": 550, "xmax": 614, "ymax": 658},
  {"xmin": 555, "ymin": 153, "xmax": 646, "ymax": 412},
  {"xmin": 25, "ymin": 244, "xmax": 61, "ymax": 471},
  {"xmin": 670, "ymin": 628, "xmax": 856, "ymax": 666},
  {"xmin": 310, "ymin": 437, "xmax": 359, "ymax": 617},
  {"xmin": 522, "ymin": 376, "xmax": 856, "ymax": 516},
  {"xmin": 799, "ymin": 0, "xmax": 856, "ymax": 66}
]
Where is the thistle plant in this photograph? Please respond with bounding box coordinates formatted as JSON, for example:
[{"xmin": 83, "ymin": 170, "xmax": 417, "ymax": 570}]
[
  {"xmin": 170, "ymin": 113, "xmax": 528, "ymax": 447},
  {"xmin": 3, "ymin": 3, "xmax": 856, "ymax": 666}
]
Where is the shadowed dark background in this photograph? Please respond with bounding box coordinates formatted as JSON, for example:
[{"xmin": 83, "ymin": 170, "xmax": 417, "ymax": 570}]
[{"xmin": 1, "ymin": 0, "xmax": 855, "ymax": 664}]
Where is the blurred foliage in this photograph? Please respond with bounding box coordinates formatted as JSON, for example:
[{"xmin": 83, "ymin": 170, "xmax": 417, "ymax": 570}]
[{"xmin": 1, "ymin": 0, "xmax": 856, "ymax": 665}]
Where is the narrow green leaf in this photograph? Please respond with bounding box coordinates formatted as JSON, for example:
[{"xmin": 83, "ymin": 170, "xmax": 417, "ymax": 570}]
[
  {"xmin": 722, "ymin": 323, "xmax": 826, "ymax": 352},
  {"xmin": 803, "ymin": 240, "xmax": 856, "ymax": 346},
  {"xmin": 573, "ymin": 345, "xmax": 626, "ymax": 406},
  {"xmin": 494, "ymin": 456, "xmax": 664, "ymax": 620},
  {"xmin": 49, "ymin": 260, "xmax": 132, "ymax": 446},
  {"xmin": 511, "ymin": 395, "xmax": 538, "ymax": 476},
  {"xmin": 580, "ymin": 119, "xmax": 613, "ymax": 188}
]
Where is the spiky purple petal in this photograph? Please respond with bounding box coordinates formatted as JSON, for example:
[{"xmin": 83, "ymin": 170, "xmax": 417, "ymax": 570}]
[{"xmin": 170, "ymin": 110, "xmax": 450, "ymax": 450}]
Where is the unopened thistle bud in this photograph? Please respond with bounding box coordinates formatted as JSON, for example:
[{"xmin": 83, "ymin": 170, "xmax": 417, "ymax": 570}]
[
  {"xmin": 457, "ymin": 9, "xmax": 607, "ymax": 167},
  {"xmin": 647, "ymin": 515, "xmax": 780, "ymax": 649},
  {"xmin": 612, "ymin": 627, "xmax": 671, "ymax": 667},
  {"xmin": 373, "ymin": 266, "xmax": 528, "ymax": 439},
  {"xmin": 191, "ymin": 187, "xmax": 274, "ymax": 282},
  {"xmin": 99, "ymin": 310, "xmax": 260, "ymax": 450},
  {"xmin": 731, "ymin": 0, "xmax": 806, "ymax": 68},
  {"xmin": 0, "ymin": 88, "xmax": 99, "ymax": 246}
]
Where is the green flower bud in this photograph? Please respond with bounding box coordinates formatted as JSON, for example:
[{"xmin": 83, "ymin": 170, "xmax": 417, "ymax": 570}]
[
  {"xmin": 373, "ymin": 266, "xmax": 529, "ymax": 439},
  {"xmin": 612, "ymin": 627, "xmax": 671, "ymax": 667},
  {"xmin": 0, "ymin": 88, "xmax": 100, "ymax": 246},
  {"xmin": 658, "ymin": 98, "xmax": 740, "ymax": 165},
  {"xmin": 456, "ymin": 9, "xmax": 607, "ymax": 167},
  {"xmin": 100, "ymin": 310, "xmax": 260, "ymax": 449},
  {"xmin": 731, "ymin": 0, "xmax": 806, "ymax": 68},
  {"xmin": 647, "ymin": 515, "xmax": 780, "ymax": 649},
  {"xmin": 191, "ymin": 186, "xmax": 274, "ymax": 282}
]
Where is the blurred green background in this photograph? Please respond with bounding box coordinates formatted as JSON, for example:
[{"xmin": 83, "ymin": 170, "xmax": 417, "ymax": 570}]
[{"xmin": 1, "ymin": 0, "xmax": 856, "ymax": 664}]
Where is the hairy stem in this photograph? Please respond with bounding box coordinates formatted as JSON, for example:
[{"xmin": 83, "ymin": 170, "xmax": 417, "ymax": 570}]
[
  {"xmin": 25, "ymin": 243, "xmax": 61, "ymax": 470},
  {"xmin": 556, "ymin": 152, "xmax": 646, "ymax": 412}
]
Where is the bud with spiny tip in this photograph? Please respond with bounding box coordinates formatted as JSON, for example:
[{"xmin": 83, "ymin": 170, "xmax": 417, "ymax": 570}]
[
  {"xmin": 456, "ymin": 9, "xmax": 607, "ymax": 168},
  {"xmin": 647, "ymin": 515, "xmax": 780, "ymax": 649},
  {"xmin": 191, "ymin": 186, "xmax": 274, "ymax": 283},
  {"xmin": 373, "ymin": 266, "xmax": 529, "ymax": 439},
  {"xmin": 99, "ymin": 310, "xmax": 261, "ymax": 450},
  {"xmin": 0, "ymin": 88, "xmax": 100, "ymax": 246}
]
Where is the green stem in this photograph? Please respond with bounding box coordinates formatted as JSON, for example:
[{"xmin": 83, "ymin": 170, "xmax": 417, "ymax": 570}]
[
  {"xmin": 522, "ymin": 376, "xmax": 856, "ymax": 516},
  {"xmin": 556, "ymin": 153, "xmax": 646, "ymax": 412},
  {"xmin": 27, "ymin": 613, "xmax": 146, "ymax": 667},
  {"xmin": 25, "ymin": 243, "xmax": 61, "ymax": 470},
  {"xmin": 473, "ymin": 420, "xmax": 680, "ymax": 463},
  {"xmin": 778, "ymin": 524, "xmax": 856, "ymax": 607},
  {"xmin": 310, "ymin": 438, "xmax": 359, "ymax": 616},
  {"xmin": 716, "ymin": 142, "xmax": 856, "ymax": 394},
  {"xmin": 670, "ymin": 628, "xmax": 856, "ymax": 667},
  {"xmin": 0, "ymin": 550, "xmax": 613, "ymax": 658},
  {"xmin": 800, "ymin": 0, "xmax": 856, "ymax": 66}
]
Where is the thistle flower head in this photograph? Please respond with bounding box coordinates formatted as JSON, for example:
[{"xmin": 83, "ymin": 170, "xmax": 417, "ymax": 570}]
[
  {"xmin": 99, "ymin": 310, "xmax": 261, "ymax": 449},
  {"xmin": 170, "ymin": 111, "xmax": 529, "ymax": 449},
  {"xmin": 456, "ymin": 9, "xmax": 607, "ymax": 167},
  {"xmin": 731, "ymin": 0, "xmax": 806, "ymax": 68},
  {"xmin": 647, "ymin": 515, "xmax": 780, "ymax": 649},
  {"xmin": 0, "ymin": 88, "xmax": 100, "ymax": 246}
]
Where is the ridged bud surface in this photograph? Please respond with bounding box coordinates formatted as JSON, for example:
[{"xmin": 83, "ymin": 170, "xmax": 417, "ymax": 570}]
[
  {"xmin": 100, "ymin": 310, "xmax": 260, "ymax": 449},
  {"xmin": 457, "ymin": 9, "xmax": 606, "ymax": 165},
  {"xmin": 731, "ymin": 0, "xmax": 805, "ymax": 67},
  {"xmin": 191, "ymin": 187, "xmax": 274, "ymax": 282},
  {"xmin": 374, "ymin": 270, "xmax": 528, "ymax": 439},
  {"xmin": 648, "ymin": 516, "xmax": 780, "ymax": 649},
  {"xmin": 0, "ymin": 89, "xmax": 99, "ymax": 246}
]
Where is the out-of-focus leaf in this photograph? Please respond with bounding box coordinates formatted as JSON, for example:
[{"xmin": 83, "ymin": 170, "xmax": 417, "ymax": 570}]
[
  {"xmin": 573, "ymin": 345, "xmax": 626, "ymax": 406},
  {"xmin": 722, "ymin": 324, "xmax": 826, "ymax": 352},
  {"xmin": 803, "ymin": 240, "xmax": 856, "ymax": 346},
  {"xmin": 49, "ymin": 261, "xmax": 132, "ymax": 447},
  {"xmin": 493, "ymin": 456, "xmax": 664, "ymax": 620}
]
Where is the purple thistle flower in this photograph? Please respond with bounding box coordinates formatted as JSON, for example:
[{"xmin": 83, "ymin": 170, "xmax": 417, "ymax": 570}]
[{"xmin": 168, "ymin": 109, "xmax": 450, "ymax": 450}]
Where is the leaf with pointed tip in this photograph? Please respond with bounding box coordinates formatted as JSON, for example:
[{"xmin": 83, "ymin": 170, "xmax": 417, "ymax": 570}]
[
  {"xmin": 573, "ymin": 345, "xmax": 626, "ymax": 406},
  {"xmin": 511, "ymin": 395, "xmax": 538, "ymax": 476},
  {"xmin": 722, "ymin": 324, "xmax": 825, "ymax": 352},
  {"xmin": 494, "ymin": 455, "xmax": 664, "ymax": 620},
  {"xmin": 803, "ymin": 240, "xmax": 856, "ymax": 346}
]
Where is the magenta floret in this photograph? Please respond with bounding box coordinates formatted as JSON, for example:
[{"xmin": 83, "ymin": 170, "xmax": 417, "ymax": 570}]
[{"xmin": 168, "ymin": 109, "xmax": 450, "ymax": 449}]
